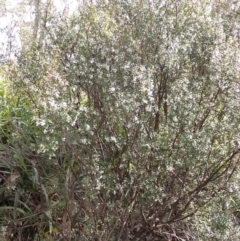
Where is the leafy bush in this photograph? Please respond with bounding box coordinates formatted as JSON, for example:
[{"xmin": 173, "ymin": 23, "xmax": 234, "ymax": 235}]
[{"xmin": 1, "ymin": 0, "xmax": 240, "ymax": 240}]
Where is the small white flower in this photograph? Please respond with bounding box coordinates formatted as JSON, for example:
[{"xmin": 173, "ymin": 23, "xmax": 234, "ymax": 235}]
[
  {"xmin": 173, "ymin": 116, "xmax": 178, "ymax": 122},
  {"xmin": 109, "ymin": 87, "xmax": 115, "ymax": 93}
]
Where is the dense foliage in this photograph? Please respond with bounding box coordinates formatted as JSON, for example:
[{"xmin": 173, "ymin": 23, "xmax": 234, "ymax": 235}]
[{"xmin": 1, "ymin": 0, "xmax": 240, "ymax": 240}]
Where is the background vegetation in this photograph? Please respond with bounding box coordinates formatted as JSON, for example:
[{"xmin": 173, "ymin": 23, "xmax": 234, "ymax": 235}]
[{"xmin": 1, "ymin": 0, "xmax": 240, "ymax": 240}]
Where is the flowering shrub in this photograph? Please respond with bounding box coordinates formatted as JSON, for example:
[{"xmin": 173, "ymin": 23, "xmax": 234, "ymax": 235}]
[{"xmin": 1, "ymin": 0, "xmax": 240, "ymax": 240}]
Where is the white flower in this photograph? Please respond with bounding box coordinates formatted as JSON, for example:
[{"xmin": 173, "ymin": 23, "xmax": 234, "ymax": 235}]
[{"xmin": 109, "ymin": 87, "xmax": 115, "ymax": 93}]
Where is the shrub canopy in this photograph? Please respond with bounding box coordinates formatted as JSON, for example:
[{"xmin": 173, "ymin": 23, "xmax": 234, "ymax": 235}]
[{"xmin": 1, "ymin": 0, "xmax": 240, "ymax": 240}]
